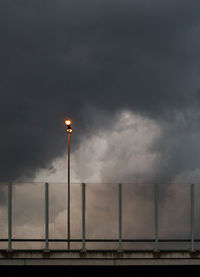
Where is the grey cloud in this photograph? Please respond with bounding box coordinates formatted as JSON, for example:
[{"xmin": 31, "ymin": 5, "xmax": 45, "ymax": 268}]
[{"xmin": 0, "ymin": 0, "xmax": 200, "ymax": 180}]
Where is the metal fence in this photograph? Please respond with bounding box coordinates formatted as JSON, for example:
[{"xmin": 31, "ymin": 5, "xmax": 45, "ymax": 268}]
[{"xmin": 0, "ymin": 182, "xmax": 200, "ymax": 251}]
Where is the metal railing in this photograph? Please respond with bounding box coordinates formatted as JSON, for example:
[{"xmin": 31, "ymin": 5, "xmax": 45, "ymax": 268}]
[{"xmin": 0, "ymin": 182, "xmax": 199, "ymax": 252}]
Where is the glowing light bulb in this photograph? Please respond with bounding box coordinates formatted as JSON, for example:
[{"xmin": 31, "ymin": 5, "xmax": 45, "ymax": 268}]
[{"xmin": 65, "ymin": 120, "xmax": 71, "ymax": 126}]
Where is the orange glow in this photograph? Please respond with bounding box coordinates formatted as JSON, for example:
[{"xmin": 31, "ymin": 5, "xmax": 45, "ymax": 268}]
[
  {"xmin": 65, "ymin": 119, "xmax": 71, "ymax": 126},
  {"xmin": 67, "ymin": 128, "xmax": 72, "ymax": 133}
]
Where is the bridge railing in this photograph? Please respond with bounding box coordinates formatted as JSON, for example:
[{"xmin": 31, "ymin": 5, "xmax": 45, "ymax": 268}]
[{"xmin": 0, "ymin": 182, "xmax": 199, "ymax": 251}]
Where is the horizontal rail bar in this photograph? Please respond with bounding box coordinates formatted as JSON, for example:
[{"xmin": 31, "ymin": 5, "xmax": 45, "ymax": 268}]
[
  {"xmin": 0, "ymin": 249, "xmax": 199, "ymax": 253},
  {"xmin": 1, "ymin": 239, "xmax": 199, "ymax": 242}
]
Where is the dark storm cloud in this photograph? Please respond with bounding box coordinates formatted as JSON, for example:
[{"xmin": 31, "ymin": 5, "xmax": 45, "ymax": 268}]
[{"xmin": 1, "ymin": 0, "xmax": 200, "ymax": 180}]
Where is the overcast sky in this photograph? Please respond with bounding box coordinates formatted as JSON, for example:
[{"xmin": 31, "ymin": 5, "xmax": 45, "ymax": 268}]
[
  {"xmin": 2, "ymin": 1, "xmax": 200, "ymax": 250},
  {"xmin": 1, "ymin": 0, "xmax": 200, "ymax": 183}
]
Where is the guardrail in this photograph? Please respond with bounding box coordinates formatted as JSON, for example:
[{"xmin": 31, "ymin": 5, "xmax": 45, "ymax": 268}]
[{"xmin": 0, "ymin": 182, "xmax": 199, "ymax": 252}]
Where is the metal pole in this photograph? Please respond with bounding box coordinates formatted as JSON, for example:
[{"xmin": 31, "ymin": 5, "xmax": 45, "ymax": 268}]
[
  {"xmin": 8, "ymin": 183, "xmax": 12, "ymax": 251},
  {"xmin": 118, "ymin": 183, "xmax": 122, "ymax": 251},
  {"xmin": 191, "ymin": 184, "xmax": 195, "ymax": 252},
  {"xmin": 67, "ymin": 132, "xmax": 71, "ymax": 250},
  {"xmin": 154, "ymin": 184, "xmax": 159, "ymax": 251},
  {"xmin": 82, "ymin": 183, "xmax": 86, "ymax": 251},
  {"xmin": 45, "ymin": 182, "xmax": 49, "ymax": 252}
]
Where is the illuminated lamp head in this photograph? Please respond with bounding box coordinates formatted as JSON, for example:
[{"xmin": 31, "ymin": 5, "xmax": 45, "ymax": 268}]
[
  {"xmin": 65, "ymin": 119, "xmax": 71, "ymax": 126},
  {"xmin": 65, "ymin": 119, "xmax": 72, "ymax": 133}
]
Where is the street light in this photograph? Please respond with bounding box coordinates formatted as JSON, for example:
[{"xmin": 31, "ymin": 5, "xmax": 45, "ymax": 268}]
[{"xmin": 65, "ymin": 119, "xmax": 72, "ymax": 249}]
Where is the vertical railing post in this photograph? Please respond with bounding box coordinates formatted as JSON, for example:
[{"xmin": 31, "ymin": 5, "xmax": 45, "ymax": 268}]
[
  {"xmin": 82, "ymin": 183, "xmax": 86, "ymax": 252},
  {"xmin": 45, "ymin": 182, "xmax": 49, "ymax": 252},
  {"xmin": 191, "ymin": 184, "xmax": 195, "ymax": 252},
  {"xmin": 154, "ymin": 184, "xmax": 159, "ymax": 252},
  {"xmin": 8, "ymin": 183, "xmax": 12, "ymax": 252},
  {"xmin": 118, "ymin": 183, "xmax": 123, "ymax": 251}
]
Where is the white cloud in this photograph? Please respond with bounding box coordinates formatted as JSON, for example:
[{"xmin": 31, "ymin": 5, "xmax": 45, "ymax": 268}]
[{"xmin": 34, "ymin": 110, "xmax": 162, "ymax": 183}]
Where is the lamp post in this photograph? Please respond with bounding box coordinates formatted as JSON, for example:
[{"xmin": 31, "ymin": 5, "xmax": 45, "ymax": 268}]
[{"xmin": 65, "ymin": 119, "xmax": 72, "ymax": 250}]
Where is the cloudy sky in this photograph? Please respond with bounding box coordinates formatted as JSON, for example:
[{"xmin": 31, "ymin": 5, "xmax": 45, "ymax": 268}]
[
  {"xmin": 2, "ymin": 0, "xmax": 200, "ymax": 249},
  {"xmin": 1, "ymin": 0, "xmax": 200, "ymax": 184}
]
